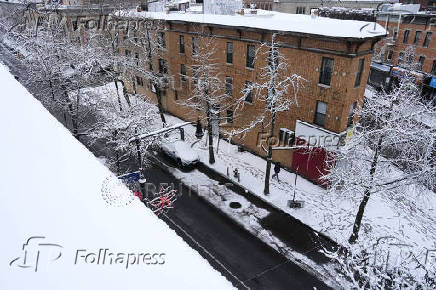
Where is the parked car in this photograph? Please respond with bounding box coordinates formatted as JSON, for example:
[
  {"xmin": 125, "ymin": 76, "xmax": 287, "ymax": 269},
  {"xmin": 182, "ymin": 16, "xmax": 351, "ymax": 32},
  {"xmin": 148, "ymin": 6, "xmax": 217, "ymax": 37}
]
[{"xmin": 161, "ymin": 140, "xmax": 199, "ymax": 168}]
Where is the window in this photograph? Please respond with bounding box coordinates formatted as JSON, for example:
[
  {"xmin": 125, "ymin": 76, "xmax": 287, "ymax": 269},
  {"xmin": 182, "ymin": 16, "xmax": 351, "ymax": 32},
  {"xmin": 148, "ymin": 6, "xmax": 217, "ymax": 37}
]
[
  {"xmin": 246, "ymin": 45, "xmax": 255, "ymax": 68},
  {"xmin": 245, "ymin": 81, "xmax": 253, "ymax": 103},
  {"xmin": 226, "ymin": 110, "xmax": 233, "ymax": 123},
  {"xmin": 398, "ymin": 52, "xmax": 405, "ymax": 66},
  {"xmin": 387, "ymin": 50, "xmax": 393, "ymax": 61},
  {"xmin": 192, "ymin": 37, "xmax": 198, "ymax": 55},
  {"xmin": 225, "ymin": 76, "xmax": 233, "ymax": 96},
  {"xmin": 192, "ymin": 66, "xmax": 199, "ymax": 85},
  {"xmin": 135, "ymin": 52, "xmax": 139, "ymax": 65},
  {"xmin": 354, "ymin": 58, "xmax": 364, "ymax": 87},
  {"xmin": 347, "ymin": 102, "xmax": 356, "ymax": 128},
  {"xmin": 159, "ymin": 32, "xmax": 166, "ymax": 48},
  {"xmin": 159, "ymin": 59, "xmax": 167, "ymax": 74},
  {"xmin": 226, "ymin": 42, "xmax": 233, "ymax": 64},
  {"xmin": 424, "ymin": 32, "xmax": 432, "ymax": 47},
  {"xmin": 314, "ymin": 101, "xmax": 327, "ymax": 127},
  {"xmin": 180, "ymin": 64, "xmax": 186, "ymax": 82},
  {"xmin": 179, "ymin": 35, "xmax": 185, "ymax": 53},
  {"xmin": 279, "ymin": 128, "xmax": 295, "ymax": 147},
  {"xmin": 431, "ymin": 60, "xmax": 436, "ymax": 74},
  {"xmin": 174, "ymin": 90, "xmax": 178, "ymax": 100},
  {"xmin": 393, "ymin": 28, "xmax": 398, "ymax": 40},
  {"xmin": 125, "ymin": 49, "xmax": 131, "ymax": 57},
  {"xmin": 296, "ymin": 6, "xmax": 306, "ymax": 14},
  {"xmin": 414, "ymin": 31, "xmax": 422, "ymax": 45},
  {"xmin": 403, "ymin": 30, "xmax": 410, "ymax": 44},
  {"xmin": 136, "ymin": 76, "xmax": 143, "ymax": 87},
  {"xmin": 319, "ymin": 57, "xmax": 334, "ymax": 86},
  {"xmin": 419, "ymin": 56, "xmax": 425, "ymax": 70}
]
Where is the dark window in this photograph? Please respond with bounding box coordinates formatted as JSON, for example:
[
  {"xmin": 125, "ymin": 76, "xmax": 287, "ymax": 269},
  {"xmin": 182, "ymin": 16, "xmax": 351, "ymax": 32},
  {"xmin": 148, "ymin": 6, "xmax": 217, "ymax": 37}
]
[
  {"xmin": 125, "ymin": 49, "xmax": 131, "ymax": 57},
  {"xmin": 387, "ymin": 50, "xmax": 393, "ymax": 61},
  {"xmin": 347, "ymin": 102, "xmax": 357, "ymax": 127},
  {"xmin": 279, "ymin": 128, "xmax": 295, "ymax": 147},
  {"xmin": 424, "ymin": 32, "xmax": 432, "ymax": 47},
  {"xmin": 297, "ymin": 7, "xmax": 306, "ymax": 14},
  {"xmin": 319, "ymin": 57, "xmax": 334, "ymax": 86},
  {"xmin": 246, "ymin": 45, "xmax": 255, "ymax": 68},
  {"xmin": 245, "ymin": 81, "xmax": 253, "ymax": 103},
  {"xmin": 226, "ymin": 110, "xmax": 233, "ymax": 123},
  {"xmin": 174, "ymin": 90, "xmax": 178, "ymax": 100},
  {"xmin": 431, "ymin": 60, "xmax": 436, "ymax": 74},
  {"xmin": 403, "ymin": 30, "xmax": 410, "ymax": 44},
  {"xmin": 192, "ymin": 66, "xmax": 199, "ymax": 85},
  {"xmin": 419, "ymin": 56, "xmax": 425, "ymax": 70},
  {"xmin": 414, "ymin": 31, "xmax": 422, "ymax": 45},
  {"xmin": 354, "ymin": 59, "xmax": 364, "ymax": 87},
  {"xmin": 159, "ymin": 59, "xmax": 167, "ymax": 74},
  {"xmin": 135, "ymin": 52, "xmax": 139, "ymax": 65},
  {"xmin": 192, "ymin": 37, "xmax": 198, "ymax": 55},
  {"xmin": 398, "ymin": 52, "xmax": 404, "ymax": 64},
  {"xmin": 225, "ymin": 76, "xmax": 233, "ymax": 96},
  {"xmin": 159, "ymin": 32, "xmax": 166, "ymax": 48},
  {"xmin": 136, "ymin": 76, "xmax": 143, "ymax": 87},
  {"xmin": 393, "ymin": 28, "xmax": 398, "ymax": 40},
  {"xmin": 226, "ymin": 42, "xmax": 233, "ymax": 64},
  {"xmin": 180, "ymin": 64, "xmax": 186, "ymax": 81},
  {"xmin": 314, "ymin": 101, "xmax": 327, "ymax": 127},
  {"xmin": 179, "ymin": 35, "xmax": 185, "ymax": 53}
]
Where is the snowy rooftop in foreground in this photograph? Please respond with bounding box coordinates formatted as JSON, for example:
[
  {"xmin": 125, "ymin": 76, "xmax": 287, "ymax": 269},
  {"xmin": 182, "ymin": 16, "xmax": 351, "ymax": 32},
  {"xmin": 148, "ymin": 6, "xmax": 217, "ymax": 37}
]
[
  {"xmin": 0, "ymin": 64, "xmax": 233, "ymax": 290},
  {"xmin": 121, "ymin": 9, "xmax": 387, "ymax": 39}
]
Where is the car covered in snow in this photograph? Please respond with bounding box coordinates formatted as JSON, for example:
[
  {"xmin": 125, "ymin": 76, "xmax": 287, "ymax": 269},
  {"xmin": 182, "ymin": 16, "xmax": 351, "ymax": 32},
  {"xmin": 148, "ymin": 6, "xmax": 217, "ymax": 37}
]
[{"xmin": 161, "ymin": 140, "xmax": 200, "ymax": 168}]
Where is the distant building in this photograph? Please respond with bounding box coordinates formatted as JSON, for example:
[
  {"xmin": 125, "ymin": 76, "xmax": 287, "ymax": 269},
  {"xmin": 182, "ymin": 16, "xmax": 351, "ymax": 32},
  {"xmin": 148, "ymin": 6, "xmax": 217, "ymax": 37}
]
[{"xmin": 243, "ymin": 0, "xmax": 394, "ymax": 14}]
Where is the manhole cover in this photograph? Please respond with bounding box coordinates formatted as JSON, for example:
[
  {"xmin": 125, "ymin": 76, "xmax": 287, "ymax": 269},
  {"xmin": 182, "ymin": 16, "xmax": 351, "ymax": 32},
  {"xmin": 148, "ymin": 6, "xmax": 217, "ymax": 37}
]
[{"xmin": 229, "ymin": 202, "xmax": 241, "ymax": 209}]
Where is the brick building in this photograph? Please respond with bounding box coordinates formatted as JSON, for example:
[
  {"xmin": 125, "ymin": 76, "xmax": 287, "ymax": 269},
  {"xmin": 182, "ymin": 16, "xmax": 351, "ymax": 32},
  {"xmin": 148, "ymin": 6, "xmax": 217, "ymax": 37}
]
[
  {"xmin": 244, "ymin": 0, "xmax": 387, "ymax": 14},
  {"xmin": 113, "ymin": 9, "xmax": 385, "ymax": 183},
  {"xmin": 376, "ymin": 12, "xmax": 436, "ymax": 75}
]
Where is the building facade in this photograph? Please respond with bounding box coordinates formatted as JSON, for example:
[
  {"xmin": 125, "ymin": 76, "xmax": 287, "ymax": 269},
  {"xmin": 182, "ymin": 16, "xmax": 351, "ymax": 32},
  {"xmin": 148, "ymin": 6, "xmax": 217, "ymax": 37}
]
[
  {"xmin": 112, "ymin": 10, "xmax": 385, "ymax": 183},
  {"xmin": 376, "ymin": 12, "xmax": 436, "ymax": 75},
  {"xmin": 244, "ymin": 0, "xmax": 387, "ymax": 14}
]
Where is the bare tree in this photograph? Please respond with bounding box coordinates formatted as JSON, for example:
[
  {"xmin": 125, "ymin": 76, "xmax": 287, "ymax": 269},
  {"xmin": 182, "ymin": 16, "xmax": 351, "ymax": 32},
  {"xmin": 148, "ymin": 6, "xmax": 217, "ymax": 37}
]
[
  {"xmin": 324, "ymin": 76, "xmax": 436, "ymax": 244},
  {"xmin": 232, "ymin": 34, "xmax": 304, "ymax": 195},
  {"xmin": 178, "ymin": 37, "xmax": 232, "ymax": 164}
]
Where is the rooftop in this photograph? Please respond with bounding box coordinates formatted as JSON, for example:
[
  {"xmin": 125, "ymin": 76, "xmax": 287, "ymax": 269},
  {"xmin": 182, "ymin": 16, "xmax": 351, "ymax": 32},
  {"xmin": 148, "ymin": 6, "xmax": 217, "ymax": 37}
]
[{"xmin": 119, "ymin": 9, "xmax": 387, "ymax": 40}]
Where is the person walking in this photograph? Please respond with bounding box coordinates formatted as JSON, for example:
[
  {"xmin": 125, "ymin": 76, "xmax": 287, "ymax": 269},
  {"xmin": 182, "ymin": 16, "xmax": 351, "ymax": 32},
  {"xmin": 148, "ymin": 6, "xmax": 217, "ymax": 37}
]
[{"xmin": 271, "ymin": 163, "xmax": 281, "ymax": 182}]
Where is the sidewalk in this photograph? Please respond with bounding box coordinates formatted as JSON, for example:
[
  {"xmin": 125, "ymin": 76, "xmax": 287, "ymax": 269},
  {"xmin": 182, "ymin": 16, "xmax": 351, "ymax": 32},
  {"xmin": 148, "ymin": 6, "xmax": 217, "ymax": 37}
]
[{"xmin": 163, "ymin": 113, "xmax": 436, "ymax": 252}]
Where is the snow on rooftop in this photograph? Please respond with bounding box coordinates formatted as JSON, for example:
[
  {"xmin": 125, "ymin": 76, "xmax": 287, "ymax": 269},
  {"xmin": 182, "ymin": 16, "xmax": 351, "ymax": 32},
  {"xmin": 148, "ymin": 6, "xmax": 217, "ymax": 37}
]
[
  {"xmin": 122, "ymin": 9, "xmax": 387, "ymax": 39},
  {"xmin": 0, "ymin": 64, "xmax": 234, "ymax": 290}
]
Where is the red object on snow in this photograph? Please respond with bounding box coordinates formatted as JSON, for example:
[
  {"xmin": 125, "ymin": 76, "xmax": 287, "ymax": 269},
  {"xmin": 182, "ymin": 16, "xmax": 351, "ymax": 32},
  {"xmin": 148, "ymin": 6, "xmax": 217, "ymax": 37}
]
[{"xmin": 291, "ymin": 137, "xmax": 334, "ymax": 187}]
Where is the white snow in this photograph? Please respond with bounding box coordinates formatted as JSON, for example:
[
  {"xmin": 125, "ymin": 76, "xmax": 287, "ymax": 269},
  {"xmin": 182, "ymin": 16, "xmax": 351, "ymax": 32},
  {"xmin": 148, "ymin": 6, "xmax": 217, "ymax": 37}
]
[
  {"xmin": 162, "ymin": 114, "xmax": 436, "ymax": 253},
  {"xmin": 121, "ymin": 9, "xmax": 387, "ymax": 39},
  {"xmin": 0, "ymin": 64, "xmax": 234, "ymax": 290}
]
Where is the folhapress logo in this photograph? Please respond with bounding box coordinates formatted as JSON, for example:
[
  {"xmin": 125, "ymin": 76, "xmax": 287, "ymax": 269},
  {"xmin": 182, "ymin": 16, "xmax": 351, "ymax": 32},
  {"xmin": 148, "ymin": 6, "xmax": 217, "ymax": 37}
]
[{"xmin": 9, "ymin": 236, "xmax": 63, "ymax": 272}]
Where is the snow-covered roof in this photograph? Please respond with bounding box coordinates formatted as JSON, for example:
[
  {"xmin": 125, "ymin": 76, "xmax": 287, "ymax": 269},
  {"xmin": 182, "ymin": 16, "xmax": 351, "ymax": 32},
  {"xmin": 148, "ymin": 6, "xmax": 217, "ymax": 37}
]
[
  {"xmin": 121, "ymin": 9, "xmax": 387, "ymax": 39},
  {"xmin": 0, "ymin": 64, "xmax": 234, "ymax": 290},
  {"xmin": 371, "ymin": 62, "xmax": 391, "ymax": 72}
]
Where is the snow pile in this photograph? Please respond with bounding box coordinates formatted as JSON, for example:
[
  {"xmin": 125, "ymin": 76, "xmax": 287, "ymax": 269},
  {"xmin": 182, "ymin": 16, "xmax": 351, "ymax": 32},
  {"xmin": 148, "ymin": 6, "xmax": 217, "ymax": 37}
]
[
  {"xmin": 122, "ymin": 9, "xmax": 387, "ymax": 39},
  {"xmin": 0, "ymin": 64, "xmax": 234, "ymax": 290}
]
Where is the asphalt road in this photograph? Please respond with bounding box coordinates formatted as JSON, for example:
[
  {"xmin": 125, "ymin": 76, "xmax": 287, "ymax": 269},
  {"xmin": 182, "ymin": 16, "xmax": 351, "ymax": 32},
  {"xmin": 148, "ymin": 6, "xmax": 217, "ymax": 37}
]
[{"xmin": 142, "ymin": 165, "xmax": 329, "ymax": 290}]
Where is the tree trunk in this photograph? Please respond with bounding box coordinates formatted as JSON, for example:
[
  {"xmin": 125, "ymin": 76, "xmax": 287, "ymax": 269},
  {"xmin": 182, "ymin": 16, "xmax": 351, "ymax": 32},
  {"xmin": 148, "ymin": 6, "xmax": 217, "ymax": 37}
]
[
  {"xmin": 264, "ymin": 111, "xmax": 277, "ymax": 195},
  {"xmin": 114, "ymin": 80, "xmax": 123, "ymax": 111},
  {"xmin": 206, "ymin": 108, "xmax": 216, "ymax": 164},
  {"xmin": 156, "ymin": 88, "xmax": 166, "ymax": 126},
  {"xmin": 349, "ymin": 136, "xmax": 383, "ymax": 244}
]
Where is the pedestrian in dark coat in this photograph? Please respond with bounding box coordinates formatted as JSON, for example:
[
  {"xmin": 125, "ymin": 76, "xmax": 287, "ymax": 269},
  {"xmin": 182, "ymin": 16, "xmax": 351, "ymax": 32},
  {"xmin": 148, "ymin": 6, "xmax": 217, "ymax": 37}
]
[{"xmin": 272, "ymin": 163, "xmax": 281, "ymax": 182}]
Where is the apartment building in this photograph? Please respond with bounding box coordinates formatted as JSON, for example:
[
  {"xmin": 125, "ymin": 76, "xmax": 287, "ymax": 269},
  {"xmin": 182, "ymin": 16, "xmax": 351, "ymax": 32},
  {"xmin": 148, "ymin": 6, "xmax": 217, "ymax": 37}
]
[
  {"xmin": 377, "ymin": 12, "xmax": 436, "ymax": 75},
  {"xmin": 244, "ymin": 0, "xmax": 388, "ymax": 14},
  {"xmin": 112, "ymin": 9, "xmax": 385, "ymax": 183}
]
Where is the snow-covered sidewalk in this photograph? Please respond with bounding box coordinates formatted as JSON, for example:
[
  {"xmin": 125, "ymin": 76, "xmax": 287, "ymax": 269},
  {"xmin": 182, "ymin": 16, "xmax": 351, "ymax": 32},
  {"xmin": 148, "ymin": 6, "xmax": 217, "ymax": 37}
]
[{"xmin": 163, "ymin": 114, "xmax": 436, "ymax": 252}]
